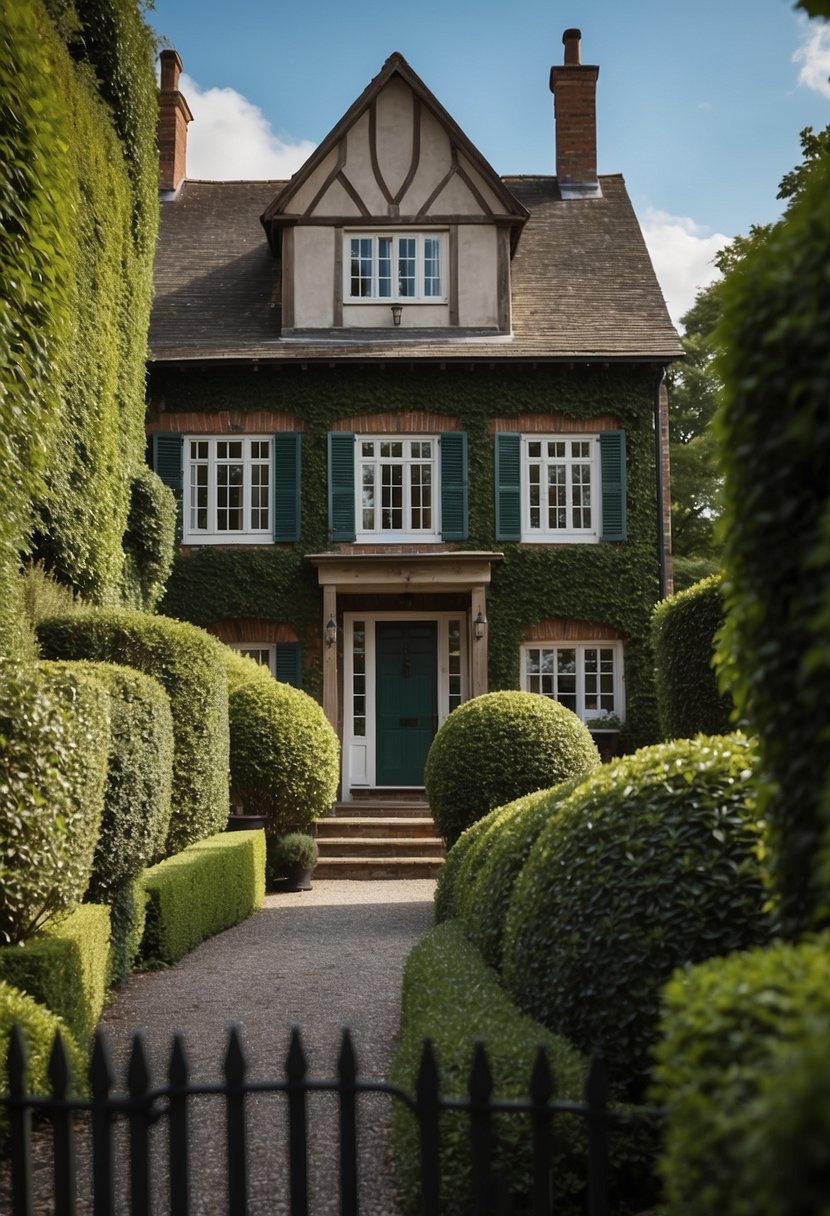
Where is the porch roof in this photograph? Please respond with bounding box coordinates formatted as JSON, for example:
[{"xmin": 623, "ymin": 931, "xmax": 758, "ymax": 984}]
[{"xmin": 307, "ymin": 551, "xmax": 503, "ymax": 593}]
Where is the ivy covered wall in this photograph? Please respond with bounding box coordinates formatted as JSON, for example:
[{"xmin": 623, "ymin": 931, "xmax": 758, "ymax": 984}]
[
  {"xmin": 0, "ymin": 0, "xmax": 163, "ymax": 655},
  {"xmin": 151, "ymin": 361, "xmax": 663, "ymax": 745}
]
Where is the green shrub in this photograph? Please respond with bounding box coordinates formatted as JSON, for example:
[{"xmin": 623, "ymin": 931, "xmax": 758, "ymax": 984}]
[
  {"xmin": 37, "ymin": 610, "xmax": 229, "ymax": 854},
  {"xmin": 121, "ymin": 468, "xmax": 177, "ymax": 612},
  {"xmin": 433, "ymin": 806, "xmax": 503, "ymax": 924},
  {"xmin": 651, "ymin": 575, "xmax": 732, "ymax": 739},
  {"xmin": 107, "ymin": 870, "xmax": 148, "ymax": 988},
  {"xmin": 503, "ymin": 734, "xmax": 771, "ymax": 1099},
  {"xmin": 0, "ymin": 981, "xmax": 86, "ymax": 1144},
  {"xmin": 0, "ymin": 904, "xmax": 111, "ymax": 1046},
  {"xmin": 0, "ymin": 660, "xmax": 109, "ymax": 944},
  {"xmin": 227, "ymin": 661, "xmax": 338, "ymax": 833},
  {"xmin": 425, "ymin": 692, "xmax": 600, "ymax": 845},
  {"xmin": 456, "ymin": 780, "xmax": 584, "ymax": 972},
  {"xmin": 265, "ymin": 832, "xmax": 318, "ymax": 884},
  {"xmin": 392, "ymin": 920, "xmax": 590, "ymax": 1215},
  {"xmin": 714, "ymin": 151, "xmax": 830, "ymax": 936},
  {"xmin": 653, "ymin": 935, "xmax": 830, "ymax": 1216},
  {"xmin": 140, "ymin": 830, "xmax": 266, "ymax": 966}
]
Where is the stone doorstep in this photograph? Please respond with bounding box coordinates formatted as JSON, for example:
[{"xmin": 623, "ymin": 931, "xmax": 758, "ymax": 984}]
[
  {"xmin": 331, "ymin": 801, "xmax": 431, "ymax": 819},
  {"xmin": 316, "ymin": 817, "xmax": 440, "ymax": 839},
  {"xmin": 316, "ymin": 837, "xmax": 446, "ymax": 859},
  {"xmin": 312, "ymin": 857, "xmax": 444, "ymax": 880}
]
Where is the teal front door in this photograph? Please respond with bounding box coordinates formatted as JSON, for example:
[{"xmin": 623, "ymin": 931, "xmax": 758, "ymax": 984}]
[{"xmin": 376, "ymin": 621, "xmax": 438, "ymax": 786}]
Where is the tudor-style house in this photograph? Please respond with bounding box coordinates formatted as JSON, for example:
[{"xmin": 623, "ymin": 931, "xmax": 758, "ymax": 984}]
[{"xmin": 148, "ymin": 31, "xmax": 681, "ymax": 797}]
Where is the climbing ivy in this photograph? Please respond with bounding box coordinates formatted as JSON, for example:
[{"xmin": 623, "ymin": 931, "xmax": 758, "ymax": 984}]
[{"xmin": 151, "ymin": 361, "xmax": 663, "ymax": 743}]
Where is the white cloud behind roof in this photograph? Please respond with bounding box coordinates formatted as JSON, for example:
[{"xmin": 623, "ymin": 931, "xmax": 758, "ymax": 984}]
[
  {"xmin": 793, "ymin": 19, "xmax": 830, "ymax": 100},
  {"xmin": 639, "ymin": 209, "xmax": 729, "ymax": 330}
]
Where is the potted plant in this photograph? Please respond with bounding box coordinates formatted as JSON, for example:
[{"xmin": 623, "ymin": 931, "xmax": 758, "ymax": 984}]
[{"xmin": 266, "ymin": 832, "xmax": 318, "ymax": 892}]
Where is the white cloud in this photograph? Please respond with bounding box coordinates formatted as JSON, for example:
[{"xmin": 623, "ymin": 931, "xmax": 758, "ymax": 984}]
[
  {"xmin": 793, "ymin": 20, "xmax": 830, "ymax": 99},
  {"xmin": 639, "ymin": 208, "xmax": 731, "ymax": 329},
  {"xmin": 180, "ymin": 73, "xmax": 317, "ymax": 180}
]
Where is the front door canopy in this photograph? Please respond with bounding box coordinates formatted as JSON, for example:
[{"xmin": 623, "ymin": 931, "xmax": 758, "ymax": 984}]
[{"xmin": 307, "ymin": 550, "xmax": 502, "ymax": 594}]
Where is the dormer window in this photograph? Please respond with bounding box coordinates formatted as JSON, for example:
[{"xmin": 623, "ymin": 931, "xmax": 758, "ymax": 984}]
[{"xmin": 346, "ymin": 233, "xmax": 446, "ymax": 303}]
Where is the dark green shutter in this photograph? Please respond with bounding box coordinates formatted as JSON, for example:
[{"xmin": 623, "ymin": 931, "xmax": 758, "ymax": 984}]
[
  {"xmin": 440, "ymin": 432, "xmax": 468, "ymax": 540},
  {"xmin": 273, "ymin": 433, "xmax": 301, "ymax": 542},
  {"xmin": 275, "ymin": 642, "xmax": 303, "ymax": 688},
  {"xmin": 153, "ymin": 433, "xmax": 183, "ymax": 542},
  {"xmin": 495, "ymin": 433, "xmax": 521, "ymax": 541},
  {"xmin": 599, "ymin": 430, "xmax": 627, "ymax": 541},
  {"xmin": 328, "ymin": 432, "xmax": 355, "ymax": 542}
]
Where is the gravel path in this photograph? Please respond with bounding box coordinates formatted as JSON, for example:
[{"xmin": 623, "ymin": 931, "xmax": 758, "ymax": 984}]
[{"xmin": 11, "ymin": 880, "xmax": 436, "ymax": 1215}]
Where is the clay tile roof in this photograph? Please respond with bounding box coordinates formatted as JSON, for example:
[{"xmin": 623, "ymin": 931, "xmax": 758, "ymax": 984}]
[{"xmin": 148, "ymin": 175, "xmax": 681, "ymax": 365}]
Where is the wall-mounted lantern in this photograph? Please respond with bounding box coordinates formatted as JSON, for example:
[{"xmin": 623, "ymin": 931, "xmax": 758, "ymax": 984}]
[
  {"xmin": 474, "ymin": 611, "xmax": 487, "ymax": 642},
  {"xmin": 325, "ymin": 616, "xmax": 337, "ymax": 648},
  {"xmin": 390, "ymin": 304, "xmax": 403, "ymax": 327}
]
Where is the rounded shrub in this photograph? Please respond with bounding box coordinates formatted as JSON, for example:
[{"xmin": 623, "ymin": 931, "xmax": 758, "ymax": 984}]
[
  {"xmin": 502, "ymin": 734, "xmax": 771, "ymax": 1098},
  {"xmin": 456, "ymin": 778, "xmax": 586, "ymax": 971},
  {"xmin": 433, "ymin": 805, "xmax": 503, "ymax": 924},
  {"xmin": 121, "ymin": 467, "xmax": 177, "ymax": 612},
  {"xmin": 266, "ymin": 832, "xmax": 318, "ymax": 885},
  {"xmin": 0, "ymin": 981, "xmax": 86, "ymax": 1145},
  {"xmin": 0, "ymin": 660, "xmax": 109, "ymax": 945},
  {"xmin": 37, "ymin": 610, "xmax": 229, "ymax": 854},
  {"xmin": 651, "ymin": 574, "xmax": 732, "ymax": 739},
  {"xmin": 228, "ymin": 669, "xmax": 339, "ymax": 833},
  {"xmin": 425, "ymin": 692, "xmax": 600, "ymax": 844}
]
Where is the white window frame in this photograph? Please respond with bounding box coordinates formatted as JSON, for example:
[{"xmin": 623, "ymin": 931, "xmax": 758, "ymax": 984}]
[
  {"xmin": 355, "ymin": 436, "xmax": 440, "ymax": 543},
  {"xmin": 183, "ymin": 436, "xmax": 272, "ymax": 544},
  {"xmin": 230, "ymin": 644, "xmax": 276, "ymax": 676},
  {"xmin": 344, "ymin": 232, "xmax": 447, "ymax": 303},
  {"xmin": 522, "ymin": 435, "xmax": 600, "ymax": 543},
  {"xmin": 521, "ymin": 641, "xmax": 624, "ymax": 728}
]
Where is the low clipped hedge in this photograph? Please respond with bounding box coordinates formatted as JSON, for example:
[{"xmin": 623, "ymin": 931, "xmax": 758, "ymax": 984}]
[
  {"xmin": 37, "ymin": 611, "xmax": 229, "ymax": 854},
  {"xmin": 391, "ymin": 920, "xmax": 590, "ymax": 1215},
  {"xmin": 0, "ymin": 982, "xmax": 87, "ymax": 1145},
  {"xmin": 503, "ymin": 734, "xmax": 771, "ymax": 1099},
  {"xmin": 0, "ymin": 904, "xmax": 111, "ymax": 1047},
  {"xmin": 226, "ymin": 652, "xmax": 338, "ymax": 832},
  {"xmin": 425, "ymin": 692, "xmax": 600, "ymax": 844},
  {"xmin": 653, "ymin": 935, "xmax": 830, "ymax": 1215},
  {"xmin": 0, "ymin": 660, "xmax": 109, "ymax": 945},
  {"xmin": 140, "ymin": 830, "xmax": 266, "ymax": 965},
  {"xmin": 456, "ymin": 780, "xmax": 584, "ymax": 972},
  {"xmin": 651, "ymin": 575, "xmax": 732, "ymax": 739},
  {"xmin": 434, "ymin": 806, "xmax": 503, "ymax": 924}
]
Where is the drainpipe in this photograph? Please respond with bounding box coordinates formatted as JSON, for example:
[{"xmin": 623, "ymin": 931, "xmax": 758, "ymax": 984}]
[{"xmin": 654, "ymin": 365, "xmax": 671, "ymax": 599}]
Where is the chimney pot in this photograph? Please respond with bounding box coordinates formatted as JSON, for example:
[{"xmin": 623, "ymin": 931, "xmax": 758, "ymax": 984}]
[{"xmin": 562, "ymin": 28, "xmax": 581, "ymax": 65}]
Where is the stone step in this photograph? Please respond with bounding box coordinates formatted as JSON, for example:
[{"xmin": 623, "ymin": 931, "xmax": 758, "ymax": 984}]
[
  {"xmin": 313, "ymin": 856, "xmax": 444, "ymax": 880},
  {"xmin": 317, "ymin": 817, "xmax": 440, "ymax": 839},
  {"xmin": 317, "ymin": 836, "xmax": 446, "ymax": 859},
  {"xmin": 331, "ymin": 801, "xmax": 430, "ymax": 819}
]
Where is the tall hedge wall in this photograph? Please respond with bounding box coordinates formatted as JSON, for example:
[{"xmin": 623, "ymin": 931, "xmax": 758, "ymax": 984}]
[
  {"xmin": 1, "ymin": 0, "xmax": 159, "ymax": 650},
  {"xmin": 154, "ymin": 362, "xmax": 663, "ymax": 744},
  {"xmin": 714, "ymin": 151, "xmax": 830, "ymax": 936},
  {"xmin": 651, "ymin": 574, "xmax": 732, "ymax": 739}
]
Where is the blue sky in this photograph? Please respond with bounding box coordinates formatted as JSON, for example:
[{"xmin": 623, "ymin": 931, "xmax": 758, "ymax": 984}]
[{"xmin": 148, "ymin": 0, "xmax": 830, "ymax": 326}]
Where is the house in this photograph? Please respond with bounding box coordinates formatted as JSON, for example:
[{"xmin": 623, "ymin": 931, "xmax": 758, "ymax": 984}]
[{"xmin": 147, "ymin": 31, "xmax": 682, "ymax": 797}]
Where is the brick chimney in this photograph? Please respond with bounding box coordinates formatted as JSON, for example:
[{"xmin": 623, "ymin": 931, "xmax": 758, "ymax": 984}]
[
  {"xmin": 158, "ymin": 49, "xmax": 193, "ymax": 196},
  {"xmin": 549, "ymin": 29, "xmax": 601, "ymax": 199}
]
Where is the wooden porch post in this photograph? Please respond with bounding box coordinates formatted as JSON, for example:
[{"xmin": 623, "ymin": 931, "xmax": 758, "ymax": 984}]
[{"xmin": 470, "ymin": 584, "xmax": 488, "ymax": 698}]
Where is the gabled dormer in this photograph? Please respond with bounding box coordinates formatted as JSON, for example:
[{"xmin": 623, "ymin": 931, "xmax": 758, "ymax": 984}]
[{"xmin": 260, "ymin": 53, "xmax": 528, "ymax": 336}]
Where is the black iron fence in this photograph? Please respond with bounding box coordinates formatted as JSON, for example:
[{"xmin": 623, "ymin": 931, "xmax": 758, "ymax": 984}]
[{"xmin": 2, "ymin": 1024, "xmax": 660, "ymax": 1215}]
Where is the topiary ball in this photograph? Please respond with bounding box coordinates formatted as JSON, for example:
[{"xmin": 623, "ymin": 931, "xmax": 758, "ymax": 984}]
[
  {"xmin": 425, "ymin": 692, "xmax": 600, "ymax": 844},
  {"xmin": 433, "ymin": 805, "xmax": 503, "ymax": 925},
  {"xmin": 228, "ymin": 675, "xmax": 339, "ymax": 833},
  {"xmin": 502, "ymin": 734, "xmax": 771, "ymax": 1099}
]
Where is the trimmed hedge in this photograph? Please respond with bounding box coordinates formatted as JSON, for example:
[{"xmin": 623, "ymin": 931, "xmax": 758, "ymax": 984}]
[
  {"xmin": 37, "ymin": 611, "xmax": 229, "ymax": 854},
  {"xmin": 0, "ymin": 982, "xmax": 86, "ymax": 1144},
  {"xmin": 456, "ymin": 780, "xmax": 585, "ymax": 972},
  {"xmin": 226, "ymin": 652, "xmax": 338, "ymax": 832},
  {"xmin": 714, "ymin": 150, "xmax": 830, "ymax": 935},
  {"xmin": 0, "ymin": 660, "xmax": 109, "ymax": 944},
  {"xmin": 0, "ymin": 904, "xmax": 111, "ymax": 1047},
  {"xmin": 653, "ymin": 935, "xmax": 830, "ymax": 1216},
  {"xmin": 503, "ymin": 734, "xmax": 771, "ymax": 1098},
  {"xmin": 391, "ymin": 920, "xmax": 589, "ymax": 1215},
  {"xmin": 425, "ymin": 692, "xmax": 600, "ymax": 845},
  {"xmin": 434, "ymin": 806, "xmax": 503, "ymax": 925},
  {"xmin": 107, "ymin": 871, "xmax": 148, "ymax": 988},
  {"xmin": 651, "ymin": 575, "xmax": 732, "ymax": 739},
  {"xmin": 121, "ymin": 468, "xmax": 177, "ymax": 612},
  {"xmin": 140, "ymin": 830, "xmax": 266, "ymax": 966}
]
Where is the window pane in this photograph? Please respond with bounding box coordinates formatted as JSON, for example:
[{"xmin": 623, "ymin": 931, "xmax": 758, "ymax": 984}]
[
  {"xmin": 397, "ymin": 238, "xmax": 416, "ymax": 297},
  {"xmin": 378, "ymin": 238, "xmax": 392, "ymax": 298},
  {"xmin": 350, "ymin": 237, "xmax": 373, "ymax": 297},
  {"xmin": 424, "ymin": 237, "xmax": 441, "ymax": 297}
]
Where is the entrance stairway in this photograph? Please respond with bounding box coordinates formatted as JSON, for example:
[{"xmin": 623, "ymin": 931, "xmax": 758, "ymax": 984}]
[{"xmin": 314, "ymin": 793, "xmax": 445, "ymax": 879}]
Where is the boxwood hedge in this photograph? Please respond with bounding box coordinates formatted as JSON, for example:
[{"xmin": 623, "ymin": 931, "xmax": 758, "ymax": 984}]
[
  {"xmin": 653, "ymin": 934, "xmax": 830, "ymax": 1216},
  {"xmin": 433, "ymin": 806, "xmax": 503, "ymax": 925},
  {"xmin": 0, "ymin": 661, "xmax": 109, "ymax": 944},
  {"xmin": 37, "ymin": 611, "xmax": 229, "ymax": 854},
  {"xmin": 425, "ymin": 692, "xmax": 600, "ymax": 844},
  {"xmin": 502, "ymin": 734, "xmax": 771, "ymax": 1099},
  {"xmin": 226, "ymin": 651, "xmax": 338, "ymax": 832},
  {"xmin": 651, "ymin": 575, "xmax": 732, "ymax": 739}
]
